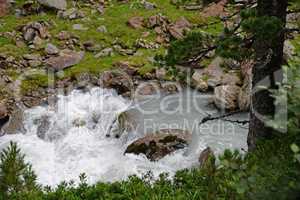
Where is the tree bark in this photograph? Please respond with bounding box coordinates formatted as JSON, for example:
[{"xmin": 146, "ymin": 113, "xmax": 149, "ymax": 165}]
[{"xmin": 248, "ymin": 0, "xmax": 288, "ymax": 150}]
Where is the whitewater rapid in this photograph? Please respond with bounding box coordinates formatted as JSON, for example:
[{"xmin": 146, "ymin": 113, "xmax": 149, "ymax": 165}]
[{"xmin": 0, "ymin": 87, "xmax": 248, "ymax": 187}]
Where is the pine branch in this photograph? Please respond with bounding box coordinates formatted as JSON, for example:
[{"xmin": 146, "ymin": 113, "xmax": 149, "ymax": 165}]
[{"xmin": 199, "ymin": 110, "xmax": 248, "ymax": 125}]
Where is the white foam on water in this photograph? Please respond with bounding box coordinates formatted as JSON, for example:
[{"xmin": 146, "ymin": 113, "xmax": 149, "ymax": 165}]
[{"xmin": 0, "ymin": 87, "xmax": 247, "ymax": 187}]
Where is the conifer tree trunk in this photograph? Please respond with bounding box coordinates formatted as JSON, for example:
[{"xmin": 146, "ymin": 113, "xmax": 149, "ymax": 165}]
[{"xmin": 248, "ymin": 0, "xmax": 288, "ymax": 150}]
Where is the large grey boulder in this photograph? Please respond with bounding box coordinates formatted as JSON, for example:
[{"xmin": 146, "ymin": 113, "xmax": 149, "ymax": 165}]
[
  {"xmin": 125, "ymin": 129, "xmax": 192, "ymax": 161},
  {"xmin": 1, "ymin": 108, "xmax": 25, "ymax": 135},
  {"xmin": 37, "ymin": 0, "xmax": 67, "ymax": 10},
  {"xmin": 214, "ymin": 85, "xmax": 240, "ymax": 111},
  {"xmin": 45, "ymin": 50, "xmax": 84, "ymax": 71}
]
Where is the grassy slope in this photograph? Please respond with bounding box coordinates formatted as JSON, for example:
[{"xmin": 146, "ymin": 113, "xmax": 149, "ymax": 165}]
[{"xmin": 0, "ymin": 0, "xmax": 221, "ymax": 94}]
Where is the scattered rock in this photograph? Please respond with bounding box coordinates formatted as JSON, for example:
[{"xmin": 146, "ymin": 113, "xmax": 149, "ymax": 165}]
[
  {"xmin": 94, "ymin": 47, "xmax": 114, "ymax": 58},
  {"xmin": 284, "ymin": 40, "xmax": 296, "ymax": 60},
  {"xmin": 73, "ymin": 24, "xmax": 88, "ymax": 31},
  {"xmin": 1, "ymin": 108, "xmax": 25, "ymax": 135},
  {"xmin": 113, "ymin": 45, "xmax": 135, "ymax": 56},
  {"xmin": 58, "ymin": 8, "xmax": 84, "ymax": 20},
  {"xmin": 201, "ymin": 0, "xmax": 228, "ymax": 18},
  {"xmin": 22, "ymin": 21, "xmax": 49, "ymax": 42},
  {"xmin": 214, "ymin": 85, "xmax": 240, "ymax": 111},
  {"xmin": 168, "ymin": 17, "xmax": 191, "ymax": 39},
  {"xmin": 161, "ymin": 82, "xmax": 179, "ymax": 94},
  {"xmin": 136, "ymin": 82, "xmax": 160, "ymax": 96},
  {"xmin": 204, "ymin": 57, "xmax": 224, "ymax": 88},
  {"xmin": 45, "ymin": 50, "xmax": 85, "ymax": 71},
  {"xmin": 155, "ymin": 68, "xmax": 167, "ymax": 80},
  {"xmin": 56, "ymin": 31, "xmax": 71, "ymax": 40},
  {"xmin": 23, "ymin": 53, "xmax": 42, "ymax": 67},
  {"xmin": 113, "ymin": 61, "xmax": 138, "ymax": 76},
  {"xmin": 221, "ymin": 72, "xmax": 241, "ymax": 86},
  {"xmin": 37, "ymin": 0, "xmax": 67, "ymax": 10},
  {"xmin": 97, "ymin": 4, "xmax": 105, "ymax": 14},
  {"xmin": 35, "ymin": 115, "xmax": 50, "ymax": 140},
  {"xmin": 0, "ymin": 0, "xmax": 9, "ymax": 17},
  {"xmin": 128, "ymin": 16, "xmax": 144, "ymax": 29},
  {"xmin": 45, "ymin": 43, "xmax": 59, "ymax": 55},
  {"xmin": 107, "ymin": 111, "xmax": 135, "ymax": 138},
  {"xmin": 198, "ymin": 147, "xmax": 214, "ymax": 168},
  {"xmin": 142, "ymin": 1, "xmax": 156, "ymax": 10},
  {"xmin": 135, "ymin": 39, "xmax": 159, "ymax": 49},
  {"xmin": 83, "ymin": 41, "xmax": 102, "ymax": 52},
  {"xmin": 98, "ymin": 70, "xmax": 133, "ymax": 95},
  {"xmin": 97, "ymin": 25, "xmax": 107, "ymax": 33},
  {"xmin": 192, "ymin": 70, "xmax": 209, "ymax": 92},
  {"xmin": 23, "ymin": 53, "xmax": 41, "ymax": 61},
  {"xmin": 125, "ymin": 129, "xmax": 192, "ymax": 161},
  {"xmin": 32, "ymin": 36, "xmax": 44, "ymax": 48}
]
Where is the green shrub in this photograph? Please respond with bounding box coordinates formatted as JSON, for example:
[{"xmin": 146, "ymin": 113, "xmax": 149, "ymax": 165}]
[{"xmin": 0, "ymin": 142, "xmax": 39, "ymax": 199}]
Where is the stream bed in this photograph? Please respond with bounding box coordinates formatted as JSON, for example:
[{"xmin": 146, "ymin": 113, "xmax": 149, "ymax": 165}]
[{"xmin": 0, "ymin": 87, "xmax": 248, "ymax": 186}]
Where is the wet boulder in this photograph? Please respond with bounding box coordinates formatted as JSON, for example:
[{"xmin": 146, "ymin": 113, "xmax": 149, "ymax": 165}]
[
  {"xmin": 1, "ymin": 108, "xmax": 25, "ymax": 135},
  {"xmin": 213, "ymin": 85, "xmax": 240, "ymax": 111},
  {"xmin": 107, "ymin": 111, "xmax": 136, "ymax": 138},
  {"xmin": 35, "ymin": 115, "xmax": 51, "ymax": 140},
  {"xmin": 125, "ymin": 129, "xmax": 192, "ymax": 161}
]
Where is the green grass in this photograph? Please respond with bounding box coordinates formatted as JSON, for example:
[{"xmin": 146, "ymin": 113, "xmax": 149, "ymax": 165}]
[
  {"xmin": 20, "ymin": 73, "xmax": 53, "ymax": 94},
  {"xmin": 0, "ymin": 0, "xmax": 222, "ymax": 94}
]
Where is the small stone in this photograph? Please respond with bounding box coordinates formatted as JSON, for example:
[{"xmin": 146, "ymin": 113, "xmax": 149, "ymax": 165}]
[
  {"xmin": 57, "ymin": 31, "xmax": 71, "ymax": 40},
  {"xmin": 128, "ymin": 16, "xmax": 144, "ymax": 29},
  {"xmin": 143, "ymin": 1, "xmax": 156, "ymax": 10},
  {"xmin": 23, "ymin": 27, "xmax": 36, "ymax": 42},
  {"xmin": 32, "ymin": 36, "xmax": 44, "ymax": 47},
  {"xmin": 45, "ymin": 43, "xmax": 59, "ymax": 55},
  {"xmin": 45, "ymin": 50, "xmax": 85, "ymax": 71},
  {"xmin": 28, "ymin": 60, "xmax": 42, "ymax": 67},
  {"xmin": 155, "ymin": 68, "xmax": 167, "ymax": 80},
  {"xmin": 94, "ymin": 48, "xmax": 113, "ymax": 58},
  {"xmin": 97, "ymin": 25, "xmax": 107, "ymax": 33},
  {"xmin": 23, "ymin": 53, "xmax": 41, "ymax": 60},
  {"xmin": 73, "ymin": 24, "xmax": 88, "ymax": 31},
  {"xmin": 37, "ymin": 0, "xmax": 67, "ymax": 10}
]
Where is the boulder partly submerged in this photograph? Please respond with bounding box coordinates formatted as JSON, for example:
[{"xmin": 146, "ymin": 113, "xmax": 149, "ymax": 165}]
[
  {"xmin": 0, "ymin": 108, "xmax": 25, "ymax": 135},
  {"xmin": 125, "ymin": 129, "xmax": 192, "ymax": 161}
]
